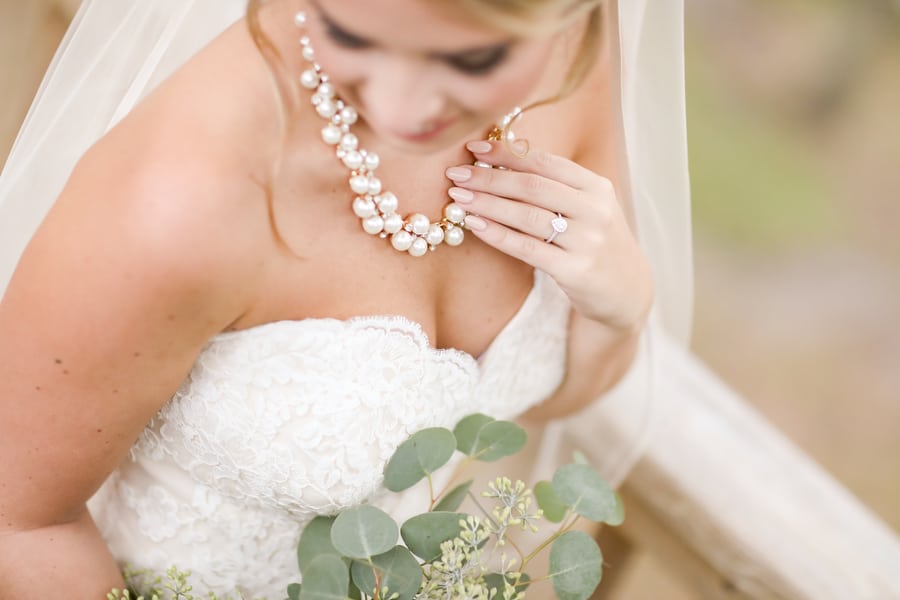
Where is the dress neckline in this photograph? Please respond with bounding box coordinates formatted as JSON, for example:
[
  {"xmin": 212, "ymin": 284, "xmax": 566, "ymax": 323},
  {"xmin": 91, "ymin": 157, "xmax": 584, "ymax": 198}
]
[{"xmin": 210, "ymin": 269, "xmax": 544, "ymax": 365}]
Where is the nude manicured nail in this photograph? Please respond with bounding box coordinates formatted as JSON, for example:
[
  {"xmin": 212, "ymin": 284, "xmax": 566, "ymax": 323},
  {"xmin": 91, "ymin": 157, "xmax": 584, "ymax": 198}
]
[
  {"xmin": 448, "ymin": 187, "xmax": 474, "ymax": 203},
  {"xmin": 465, "ymin": 215, "xmax": 488, "ymax": 231},
  {"xmin": 466, "ymin": 141, "xmax": 492, "ymax": 154},
  {"xmin": 446, "ymin": 167, "xmax": 472, "ymax": 182}
]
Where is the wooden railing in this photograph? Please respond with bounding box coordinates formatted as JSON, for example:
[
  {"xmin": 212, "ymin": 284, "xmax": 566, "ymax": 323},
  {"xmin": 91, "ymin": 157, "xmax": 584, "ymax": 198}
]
[{"xmin": 562, "ymin": 334, "xmax": 900, "ymax": 599}]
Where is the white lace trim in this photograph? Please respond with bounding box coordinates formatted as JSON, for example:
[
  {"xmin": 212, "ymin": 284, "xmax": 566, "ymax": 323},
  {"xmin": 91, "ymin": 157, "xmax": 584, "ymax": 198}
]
[{"xmin": 91, "ymin": 270, "xmax": 571, "ymax": 598}]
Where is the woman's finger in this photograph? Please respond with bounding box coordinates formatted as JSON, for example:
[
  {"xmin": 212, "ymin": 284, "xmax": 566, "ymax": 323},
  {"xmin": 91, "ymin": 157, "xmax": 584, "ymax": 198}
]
[
  {"xmin": 449, "ymin": 187, "xmax": 575, "ymax": 249},
  {"xmin": 463, "ymin": 214, "xmax": 568, "ymax": 275},
  {"xmin": 445, "ymin": 164, "xmax": 585, "ymax": 218},
  {"xmin": 465, "ymin": 139, "xmax": 603, "ymax": 191}
]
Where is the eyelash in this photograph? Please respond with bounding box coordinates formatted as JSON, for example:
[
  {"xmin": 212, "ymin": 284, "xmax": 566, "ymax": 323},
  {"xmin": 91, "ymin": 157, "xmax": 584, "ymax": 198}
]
[
  {"xmin": 324, "ymin": 23, "xmax": 371, "ymax": 50},
  {"xmin": 323, "ymin": 23, "xmax": 509, "ymax": 76},
  {"xmin": 445, "ymin": 46, "xmax": 509, "ymax": 75}
]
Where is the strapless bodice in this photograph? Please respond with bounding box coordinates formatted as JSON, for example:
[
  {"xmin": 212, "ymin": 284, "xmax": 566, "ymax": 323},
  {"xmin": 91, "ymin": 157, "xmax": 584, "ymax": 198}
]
[{"xmin": 89, "ymin": 269, "xmax": 570, "ymax": 599}]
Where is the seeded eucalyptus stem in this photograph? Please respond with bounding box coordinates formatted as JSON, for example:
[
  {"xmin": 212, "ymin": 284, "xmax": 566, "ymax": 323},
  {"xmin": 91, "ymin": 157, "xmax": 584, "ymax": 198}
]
[
  {"xmin": 372, "ymin": 563, "xmax": 383, "ymax": 600},
  {"xmin": 425, "ymin": 472, "xmax": 436, "ymax": 510},
  {"xmin": 430, "ymin": 453, "xmax": 478, "ymax": 506},
  {"xmin": 505, "ymin": 535, "xmax": 528, "ymax": 566},
  {"xmin": 462, "ymin": 485, "xmax": 532, "ymax": 569},
  {"xmin": 520, "ymin": 511, "xmax": 581, "ymax": 571}
]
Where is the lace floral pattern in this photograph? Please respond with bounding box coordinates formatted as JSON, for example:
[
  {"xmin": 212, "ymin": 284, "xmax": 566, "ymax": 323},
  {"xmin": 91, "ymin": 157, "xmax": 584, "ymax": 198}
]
[{"xmin": 89, "ymin": 270, "xmax": 570, "ymax": 599}]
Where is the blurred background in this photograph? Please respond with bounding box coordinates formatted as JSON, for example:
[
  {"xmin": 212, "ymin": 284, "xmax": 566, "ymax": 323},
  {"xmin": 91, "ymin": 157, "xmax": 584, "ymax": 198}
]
[
  {"xmin": 1, "ymin": 0, "xmax": 898, "ymax": 596},
  {"xmin": 636, "ymin": 0, "xmax": 900, "ymax": 594},
  {"xmin": 688, "ymin": 0, "xmax": 899, "ymax": 531}
]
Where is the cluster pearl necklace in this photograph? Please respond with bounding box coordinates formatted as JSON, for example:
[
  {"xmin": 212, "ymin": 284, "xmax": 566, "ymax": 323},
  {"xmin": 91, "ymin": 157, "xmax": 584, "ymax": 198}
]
[{"xmin": 294, "ymin": 11, "xmax": 519, "ymax": 257}]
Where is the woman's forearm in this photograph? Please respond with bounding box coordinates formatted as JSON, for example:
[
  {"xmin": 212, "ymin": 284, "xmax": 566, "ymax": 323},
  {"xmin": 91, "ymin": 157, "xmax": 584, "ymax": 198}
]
[
  {"xmin": 0, "ymin": 509, "xmax": 124, "ymax": 600},
  {"xmin": 522, "ymin": 309, "xmax": 642, "ymax": 422}
]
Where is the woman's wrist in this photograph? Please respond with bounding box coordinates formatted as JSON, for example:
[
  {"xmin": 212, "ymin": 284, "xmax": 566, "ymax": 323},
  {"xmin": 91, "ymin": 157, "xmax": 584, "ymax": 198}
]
[
  {"xmin": 522, "ymin": 308, "xmax": 644, "ymax": 423},
  {"xmin": 576, "ymin": 264, "xmax": 654, "ymax": 335}
]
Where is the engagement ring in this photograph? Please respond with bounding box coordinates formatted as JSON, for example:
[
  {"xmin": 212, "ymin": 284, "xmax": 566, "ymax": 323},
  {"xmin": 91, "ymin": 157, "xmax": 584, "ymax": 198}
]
[{"xmin": 545, "ymin": 213, "xmax": 568, "ymax": 244}]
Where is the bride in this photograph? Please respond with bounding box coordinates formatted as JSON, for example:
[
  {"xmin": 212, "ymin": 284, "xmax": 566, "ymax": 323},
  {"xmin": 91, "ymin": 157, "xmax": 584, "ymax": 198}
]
[{"xmin": 0, "ymin": 0, "xmax": 691, "ymax": 598}]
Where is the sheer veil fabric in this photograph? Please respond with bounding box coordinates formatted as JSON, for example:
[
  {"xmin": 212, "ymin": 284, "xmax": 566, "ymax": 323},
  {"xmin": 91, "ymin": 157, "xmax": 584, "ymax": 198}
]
[{"xmin": 0, "ymin": 0, "xmax": 690, "ymax": 490}]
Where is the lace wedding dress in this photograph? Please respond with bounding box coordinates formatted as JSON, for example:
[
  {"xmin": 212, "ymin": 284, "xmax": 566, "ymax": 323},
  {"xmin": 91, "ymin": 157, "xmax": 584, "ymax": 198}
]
[
  {"xmin": 87, "ymin": 270, "xmax": 570, "ymax": 598},
  {"xmin": 0, "ymin": 1, "xmax": 693, "ymax": 598}
]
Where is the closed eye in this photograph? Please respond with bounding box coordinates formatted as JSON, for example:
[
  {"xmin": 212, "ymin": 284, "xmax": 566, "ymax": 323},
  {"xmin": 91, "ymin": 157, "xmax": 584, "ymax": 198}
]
[
  {"xmin": 314, "ymin": 1, "xmax": 510, "ymax": 75},
  {"xmin": 441, "ymin": 45, "xmax": 510, "ymax": 76},
  {"xmin": 324, "ymin": 21, "xmax": 371, "ymax": 49}
]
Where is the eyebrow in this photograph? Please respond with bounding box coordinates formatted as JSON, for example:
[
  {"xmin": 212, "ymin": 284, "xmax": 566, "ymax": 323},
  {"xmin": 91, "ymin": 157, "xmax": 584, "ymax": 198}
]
[{"xmin": 311, "ymin": 0, "xmax": 513, "ymax": 60}]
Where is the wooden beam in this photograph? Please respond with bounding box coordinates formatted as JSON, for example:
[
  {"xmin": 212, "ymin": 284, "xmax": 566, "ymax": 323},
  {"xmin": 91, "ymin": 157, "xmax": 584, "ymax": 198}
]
[{"xmin": 563, "ymin": 333, "xmax": 900, "ymax": 598}]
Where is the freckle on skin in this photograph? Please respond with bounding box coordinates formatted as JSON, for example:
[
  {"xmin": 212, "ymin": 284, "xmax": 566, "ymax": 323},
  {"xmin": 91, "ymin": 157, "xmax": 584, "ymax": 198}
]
[
  {"xmin": 35, "ymin": 386, "xmax": 41, "ymax": 391},
  {"xmin": 54, "ymin": 358, "xmax": 62, "ymax": 364},
  {"xmin": 62, "ymin": 370, "xmax": 70, "ymax": 375},
  {"xmin": 133, "ymin": 352, "xmax": 142, "ymax": 358}
]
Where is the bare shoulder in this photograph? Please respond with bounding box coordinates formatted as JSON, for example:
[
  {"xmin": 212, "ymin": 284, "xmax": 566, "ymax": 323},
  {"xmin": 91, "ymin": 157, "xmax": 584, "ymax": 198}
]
[
  {"xmin": 66, "ymin": 11, "xmax": 286, "ymax": 308},
  {"xmin": 0, "ymin": 16, "xmax": 282, "ymax": 529}
]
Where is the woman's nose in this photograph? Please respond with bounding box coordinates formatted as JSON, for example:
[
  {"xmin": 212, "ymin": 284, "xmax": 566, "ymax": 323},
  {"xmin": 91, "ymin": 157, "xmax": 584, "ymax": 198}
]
[{"xmin": 358, "ymin": 57, "xmax": 446, "ymax": 136}]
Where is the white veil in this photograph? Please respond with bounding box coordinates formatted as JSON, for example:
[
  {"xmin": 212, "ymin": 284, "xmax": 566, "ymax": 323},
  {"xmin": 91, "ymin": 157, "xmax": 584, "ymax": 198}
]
[
  {"xmin": 0, "ymin": 0, "xmax": 248, "ymax": 292},
  {"xmin": 0, "ymin": 0, "xmax": 692, "ymax": 484}
]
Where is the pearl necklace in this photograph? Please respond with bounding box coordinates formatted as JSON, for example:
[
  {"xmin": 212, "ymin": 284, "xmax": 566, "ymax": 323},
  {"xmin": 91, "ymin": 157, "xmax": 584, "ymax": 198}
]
[{"xmin": 294, "ymin": 11, "xmax": 519, "ymax": 257}]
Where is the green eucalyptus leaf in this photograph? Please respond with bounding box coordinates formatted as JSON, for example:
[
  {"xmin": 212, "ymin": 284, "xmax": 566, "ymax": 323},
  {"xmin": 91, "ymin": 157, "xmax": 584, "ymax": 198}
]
[
  {"xmin": 453, "ymin": 413, "xmax": 495, "ymax": 455},
  {"xmin": 348, "ymin": 581, "xmax": 362, "ymax": 600},
  {"xmin": 432, "ymin": 479, "xmax": 473, "ymax": 512},
  {"xmin": 607, "ymin": 490, "xmax": 626, "ymax": 526},
  {"xmin": 572, "ymin": 450, "xmax": 590, "ymax": 465},
  {"xmin": 298, "ymin": 555, "xmax": 350, "ymax": 600},
  {"xmin": 534, "ymin": 480, "xmax": 568, "ymax": 523},
  {"xmin": 298, "ymin": 516, "xmax": 341, "ymax": 573},
  {"xmin": 483, "ymin": 573, "xmax": 505, "ymax": 594},
  {"xmin": 548, "ymin": 531, "xmax": 603, "ymax": 600},
  {"xmin": 331, "ymin": 506, "xmax": 399, "ymax": 560},
  {"xmin": 454, "ymin": 414, "xmax": 526, "ymax": 462},
  {"xmin": 483, "ymin": 572, "xmax": 531, "ymax": 595},
  {"xmin": 350, "ymin": 546, "xmax": 423, "ymax": 600},
  {"xmin": 472, "ymin": 420, "xmax": 527, "ymax": 462},
  {"xmin": 383, "ymin": 428, "xmax": 457, "ymax": 492},
  {"xmin": 400, "ymin": 511, "xmax": 466, "ymax": 561},
  {"xmin": 287, "ymin": 583, "xmax": 301, "ymax": 600},
  {"xmin": 552, "ymin": 464, "xmax": 621, "ymax": 524}
]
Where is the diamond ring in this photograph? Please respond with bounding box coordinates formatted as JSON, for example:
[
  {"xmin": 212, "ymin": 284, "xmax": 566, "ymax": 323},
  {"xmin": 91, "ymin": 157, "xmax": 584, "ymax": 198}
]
[{"xmin": 545, "ymin": 213, "xmax": 568, "ymax": 244}]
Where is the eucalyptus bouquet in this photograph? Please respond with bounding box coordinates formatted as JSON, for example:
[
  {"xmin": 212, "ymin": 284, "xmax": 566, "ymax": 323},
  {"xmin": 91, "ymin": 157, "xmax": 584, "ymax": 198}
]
[
  {"xmin": 288, "ymin": 413, "xmax": 623, "ymax": 600},
  {"xmin": 108, "ymin": 413, "xmax": 622, "ymax": 600}
]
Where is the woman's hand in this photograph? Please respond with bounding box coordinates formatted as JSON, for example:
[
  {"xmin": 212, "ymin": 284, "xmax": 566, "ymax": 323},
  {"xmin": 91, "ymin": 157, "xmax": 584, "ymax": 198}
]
[{"xmin": 445, "ymin": 139, "xmax": 654, "ymax": 333}]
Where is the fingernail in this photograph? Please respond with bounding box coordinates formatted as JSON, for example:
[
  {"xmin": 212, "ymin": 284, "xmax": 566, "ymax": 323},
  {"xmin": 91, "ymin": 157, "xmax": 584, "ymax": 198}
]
[
  {"xmin": 465, "ymin": 215, "xmax": 488, "ymax": 231},
  {"xmin": 446, "ymin": 167, "xmax": 472, "ymax": 182},
  {"xmin": 448, "ymin": 187, "xmax": 474, "ymax": 203},
  {"xmin": 466, "ymin": 141, "xmax": 492, "ymax": 154}
]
